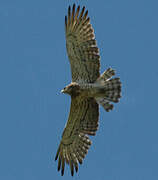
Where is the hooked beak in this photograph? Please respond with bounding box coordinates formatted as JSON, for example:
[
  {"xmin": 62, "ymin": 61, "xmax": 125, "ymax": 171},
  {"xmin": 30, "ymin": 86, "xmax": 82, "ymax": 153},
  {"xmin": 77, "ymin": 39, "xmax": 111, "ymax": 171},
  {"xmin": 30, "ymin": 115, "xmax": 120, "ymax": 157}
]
[{"xmin": 61, "ymin": 89, "xmax": 65, "ymax": 93}]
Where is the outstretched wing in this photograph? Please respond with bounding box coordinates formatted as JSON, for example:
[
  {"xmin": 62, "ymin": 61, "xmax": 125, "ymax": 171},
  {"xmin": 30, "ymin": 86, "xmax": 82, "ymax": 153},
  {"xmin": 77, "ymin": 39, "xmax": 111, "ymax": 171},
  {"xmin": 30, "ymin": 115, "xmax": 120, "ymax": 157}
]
[
  {"xmin": 65, "ymin": 4, "xmax": 100, "ymax": 83},
  {"xmin": 55, "ymin": 97, "xmax": 99, "ymax": 176}
]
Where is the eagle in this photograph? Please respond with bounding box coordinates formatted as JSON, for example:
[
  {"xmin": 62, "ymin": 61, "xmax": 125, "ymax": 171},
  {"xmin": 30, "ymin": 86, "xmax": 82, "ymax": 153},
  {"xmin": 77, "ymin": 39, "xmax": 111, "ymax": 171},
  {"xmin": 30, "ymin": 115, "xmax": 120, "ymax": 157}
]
[{"xmin": 55, "ymin": 4, "xmax": 121, "ymax": 176}]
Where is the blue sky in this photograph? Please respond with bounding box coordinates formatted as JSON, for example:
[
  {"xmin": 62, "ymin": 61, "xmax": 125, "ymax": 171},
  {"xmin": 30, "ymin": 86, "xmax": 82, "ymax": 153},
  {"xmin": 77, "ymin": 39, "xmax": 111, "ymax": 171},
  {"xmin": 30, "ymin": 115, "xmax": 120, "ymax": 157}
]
[{"xmin": 0, "ymin": 0, "xmax": 158, "ymax": 179}]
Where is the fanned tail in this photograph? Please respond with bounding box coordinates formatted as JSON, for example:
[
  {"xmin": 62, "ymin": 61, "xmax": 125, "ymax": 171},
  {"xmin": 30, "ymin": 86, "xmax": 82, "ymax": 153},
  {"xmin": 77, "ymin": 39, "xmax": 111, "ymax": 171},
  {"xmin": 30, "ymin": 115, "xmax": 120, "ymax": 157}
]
[{"xmin": 95, "ymin": 68, "xmax": 121, "ymax": 111}]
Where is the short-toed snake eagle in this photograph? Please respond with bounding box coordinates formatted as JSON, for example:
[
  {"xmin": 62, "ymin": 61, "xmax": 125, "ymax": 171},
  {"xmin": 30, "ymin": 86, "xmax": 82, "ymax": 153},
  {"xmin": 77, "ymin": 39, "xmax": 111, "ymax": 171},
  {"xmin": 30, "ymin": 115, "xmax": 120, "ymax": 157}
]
[{"xmin": 55, "ymin": 4, "xmax": 122, "ymax": 176}]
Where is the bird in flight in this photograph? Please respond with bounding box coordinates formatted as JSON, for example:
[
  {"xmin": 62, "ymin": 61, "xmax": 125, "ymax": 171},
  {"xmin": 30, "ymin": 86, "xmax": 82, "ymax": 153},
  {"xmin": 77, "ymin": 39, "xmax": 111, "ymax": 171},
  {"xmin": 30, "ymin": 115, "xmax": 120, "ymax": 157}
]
[{"xmin": 55, "ymin": 4, "xmax": 122, "ymax": 176}]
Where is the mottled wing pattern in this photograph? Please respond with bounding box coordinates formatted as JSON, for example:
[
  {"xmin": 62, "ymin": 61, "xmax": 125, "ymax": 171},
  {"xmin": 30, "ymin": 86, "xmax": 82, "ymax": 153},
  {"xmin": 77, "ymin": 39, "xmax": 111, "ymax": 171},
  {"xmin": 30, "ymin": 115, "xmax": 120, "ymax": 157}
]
[
  {"xmin": 55, "ymin": 97, "xmax": 99, "ymax": 176},
  {"xmin": 65, "ymin": 4, "xmax": 100, "ymax": 83}
]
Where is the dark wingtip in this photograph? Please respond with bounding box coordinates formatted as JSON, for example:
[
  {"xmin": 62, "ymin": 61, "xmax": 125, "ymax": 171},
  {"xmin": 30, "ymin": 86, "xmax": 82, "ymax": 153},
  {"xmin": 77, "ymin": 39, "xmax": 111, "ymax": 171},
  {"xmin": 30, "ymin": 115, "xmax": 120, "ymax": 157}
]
[
  {"xmin": 75, "ymin": 165, "xmax": 78, "ymax": 173},
  {"xmin": 78, "ymin": 159, "xmax": 83, "ymax": 165},
  {"xmin": 61, "ymin": 169, "xmax": 64, "ymax": 176},
  {"xmin": 87, "ymin": 17, "xmax": 90, "ymax": 22},
  {"xmin": 71, "ymin": 170, "xmax": 74, "ymax": 176},
  {"xmin": 85, "ymin": 10, "xmax": 88, "ymax": 16},
  {"xmin": 70, "ymin": 160, "xmax": 74, "ymax": 176},
  {"xmin": 57, "ymin": 155, "xmax": 61, "ymax": 172},
  {"xmin": 68, "ymin": 5, "xmax": 71, "ymax": 13},
  {"xmin": 55, "ymin": 155, "xmax": 58, "ymax": 161},
  {"xmin": 55, "ymin": 146, "xmax": 60, "ymax": 161},
  {"xmin": 77, "ymin": 5, "xmax": 80, "ymax": 11},
  {"xmin": 57, "ymin": 161, "xmax": 61, "ymax": 171},
  {"xmin": 65, "ymin": 16, "xmax": 67, "ymax": 26},
  {"xmin": 73, "ymin": 3, "xmax": 75, "ymax": 10}
]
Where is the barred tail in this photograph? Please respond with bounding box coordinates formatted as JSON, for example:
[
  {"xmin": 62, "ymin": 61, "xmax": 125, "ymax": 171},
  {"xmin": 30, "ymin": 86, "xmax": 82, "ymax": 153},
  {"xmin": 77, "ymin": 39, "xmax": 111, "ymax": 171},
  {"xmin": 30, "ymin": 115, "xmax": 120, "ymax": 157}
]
[
  {"xmin": 95, "ymin": 68, "xmax": 121, "ymax": 111},
  {"xmin": 96, "ymin": 68, "xmax": 115, "ymax": 82},
  {"xmin": 103, "ymin": 78, "xmax": 121, "ymax": 103}
]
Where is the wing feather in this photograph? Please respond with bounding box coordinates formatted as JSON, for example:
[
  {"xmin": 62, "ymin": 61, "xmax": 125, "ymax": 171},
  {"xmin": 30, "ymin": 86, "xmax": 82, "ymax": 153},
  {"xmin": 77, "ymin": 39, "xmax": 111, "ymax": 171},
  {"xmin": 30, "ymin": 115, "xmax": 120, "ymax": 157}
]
[
  {"xmin": 55, "ymin": 97, "xmax": 99, "ymax": 176},
  {"xmin": 65, "ymin": 4, "xmax": 100, "ymax": 83}
]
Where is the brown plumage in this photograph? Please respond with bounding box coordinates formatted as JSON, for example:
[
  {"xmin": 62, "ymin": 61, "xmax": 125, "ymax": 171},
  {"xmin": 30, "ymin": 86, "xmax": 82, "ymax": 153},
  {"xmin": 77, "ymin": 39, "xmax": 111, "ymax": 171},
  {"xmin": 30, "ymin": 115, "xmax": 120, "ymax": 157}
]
[{"xmin": 55, "ymin": 4, "xmax": 122, "ymax": 176}]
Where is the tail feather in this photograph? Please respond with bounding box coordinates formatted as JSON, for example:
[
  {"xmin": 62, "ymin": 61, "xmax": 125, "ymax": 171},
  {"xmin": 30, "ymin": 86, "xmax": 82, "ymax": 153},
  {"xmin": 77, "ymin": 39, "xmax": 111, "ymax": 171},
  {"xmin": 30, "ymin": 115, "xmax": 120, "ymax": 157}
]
[
  {"xmin": 95, "ymin": 68, "xmax": 121, "ymax": 111},
  {"xmin": 104, "ymin": 78, "xmax": 121, "ymax": 102},
  {"xmin": 97, "ymin": 68, "xmax": 115, "ymax": 83},
  {"xmin": 95, "ymin": 97, "xmax": 114, "ymax": 112}
]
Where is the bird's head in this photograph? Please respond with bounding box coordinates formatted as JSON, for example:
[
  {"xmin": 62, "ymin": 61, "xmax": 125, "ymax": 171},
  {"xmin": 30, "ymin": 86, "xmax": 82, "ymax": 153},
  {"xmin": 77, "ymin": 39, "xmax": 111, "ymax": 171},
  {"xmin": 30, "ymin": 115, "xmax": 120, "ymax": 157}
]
[{"xmin": 61, "ymin": 83, "xmax": 80, "ymax": 96}]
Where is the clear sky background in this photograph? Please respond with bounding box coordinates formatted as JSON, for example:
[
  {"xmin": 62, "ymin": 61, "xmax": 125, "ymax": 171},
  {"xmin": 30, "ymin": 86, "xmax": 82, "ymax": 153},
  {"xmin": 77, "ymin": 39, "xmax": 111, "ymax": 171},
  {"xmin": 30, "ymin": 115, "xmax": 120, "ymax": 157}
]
[{"xmin": 0, "ymin": 0, "xmax": 158, "ymax": 179}]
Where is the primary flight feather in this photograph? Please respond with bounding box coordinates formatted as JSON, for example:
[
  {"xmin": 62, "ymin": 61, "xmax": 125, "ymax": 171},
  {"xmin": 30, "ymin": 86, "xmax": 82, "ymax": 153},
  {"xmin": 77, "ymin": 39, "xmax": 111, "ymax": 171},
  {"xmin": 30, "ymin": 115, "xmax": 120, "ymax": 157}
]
[{"xmin": 55, "ymin": 4, "xmax": 122, "ymax": 176}]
